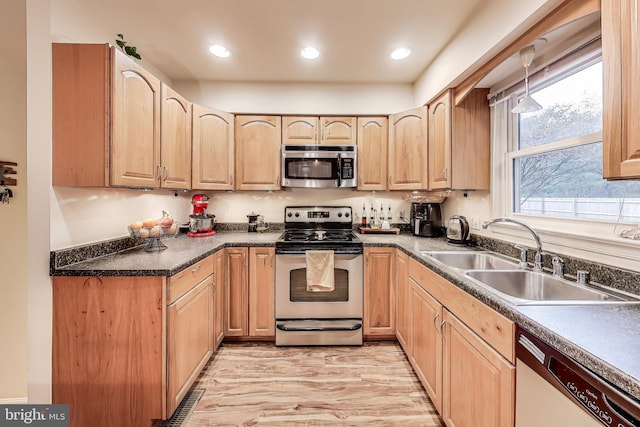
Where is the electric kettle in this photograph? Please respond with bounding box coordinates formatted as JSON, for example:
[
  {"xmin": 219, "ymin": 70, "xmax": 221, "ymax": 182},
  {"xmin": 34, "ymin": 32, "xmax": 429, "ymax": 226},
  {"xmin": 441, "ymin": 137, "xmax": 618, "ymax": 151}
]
[{"xmin": 447, "ymin": 215, "xmax": 470, "ymax": 244}]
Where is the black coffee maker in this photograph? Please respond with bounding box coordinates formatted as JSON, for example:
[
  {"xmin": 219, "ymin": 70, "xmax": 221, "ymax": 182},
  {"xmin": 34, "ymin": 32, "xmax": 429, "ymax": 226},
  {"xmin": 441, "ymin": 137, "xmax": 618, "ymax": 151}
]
[{"xmin": 410, "ymin": 202, "xmax": 444, "ymax": 237}]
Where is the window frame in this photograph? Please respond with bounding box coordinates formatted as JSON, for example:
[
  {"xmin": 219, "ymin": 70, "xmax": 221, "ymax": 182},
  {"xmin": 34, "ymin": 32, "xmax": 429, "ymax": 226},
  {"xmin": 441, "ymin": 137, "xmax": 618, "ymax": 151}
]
[{"xmin": 490, "ymin": 50, "xmax": 640, "ymax": 269}]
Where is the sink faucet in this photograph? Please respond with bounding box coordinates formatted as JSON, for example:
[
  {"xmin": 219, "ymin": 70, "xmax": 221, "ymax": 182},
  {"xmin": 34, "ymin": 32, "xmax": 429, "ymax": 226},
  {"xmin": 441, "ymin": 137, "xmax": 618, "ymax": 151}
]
[{"xmin": 482, "ymin": 218, "xmax": 544, "ymax": 272}]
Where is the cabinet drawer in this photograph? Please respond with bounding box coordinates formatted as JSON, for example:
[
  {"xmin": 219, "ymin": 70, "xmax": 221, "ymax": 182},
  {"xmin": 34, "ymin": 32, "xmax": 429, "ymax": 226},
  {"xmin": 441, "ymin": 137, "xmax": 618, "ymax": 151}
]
[
  {"xmin": 409, "ymin": 258, "xmax": 515, "ymax": 363},
  {"xmin": 168, "ymin": 256, "xmax": 214, "ymax": 304}
]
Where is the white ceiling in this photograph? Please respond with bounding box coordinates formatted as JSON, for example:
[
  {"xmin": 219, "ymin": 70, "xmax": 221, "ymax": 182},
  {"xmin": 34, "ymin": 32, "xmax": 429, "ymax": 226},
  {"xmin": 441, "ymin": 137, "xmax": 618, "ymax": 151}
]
[{"xmin": 70, "ymin": 0, "xmax": 486, "ymax": 84}]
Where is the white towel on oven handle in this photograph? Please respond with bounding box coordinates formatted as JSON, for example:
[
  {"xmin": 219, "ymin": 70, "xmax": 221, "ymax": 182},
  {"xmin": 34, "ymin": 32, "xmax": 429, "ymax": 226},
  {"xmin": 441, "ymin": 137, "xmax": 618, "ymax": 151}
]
[{"xmin": 306, "ymin": 250, "xmax": 335, "ymax": 292}]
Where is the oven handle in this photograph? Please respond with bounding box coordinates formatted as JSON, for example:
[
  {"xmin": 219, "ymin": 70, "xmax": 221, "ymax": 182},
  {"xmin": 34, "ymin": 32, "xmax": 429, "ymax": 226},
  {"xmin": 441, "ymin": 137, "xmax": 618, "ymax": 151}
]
[{"xmin": 276, "ymin": 323, "xmax": 363, "ymax": 332}]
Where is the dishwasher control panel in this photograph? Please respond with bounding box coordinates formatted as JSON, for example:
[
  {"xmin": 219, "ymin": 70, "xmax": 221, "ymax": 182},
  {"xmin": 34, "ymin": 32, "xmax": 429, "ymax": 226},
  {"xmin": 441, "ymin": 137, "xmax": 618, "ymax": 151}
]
[{"xmin": 517, "ymin": 328, "xmax": 640, "ymax": 427}]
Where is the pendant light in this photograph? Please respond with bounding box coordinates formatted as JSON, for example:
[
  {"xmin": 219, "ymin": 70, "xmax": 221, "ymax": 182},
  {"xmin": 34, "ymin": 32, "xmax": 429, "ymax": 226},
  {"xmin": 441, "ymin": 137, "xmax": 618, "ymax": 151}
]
[{"xmin": 512, "ymin": 45, "xmax": 542, "ymax": 114}]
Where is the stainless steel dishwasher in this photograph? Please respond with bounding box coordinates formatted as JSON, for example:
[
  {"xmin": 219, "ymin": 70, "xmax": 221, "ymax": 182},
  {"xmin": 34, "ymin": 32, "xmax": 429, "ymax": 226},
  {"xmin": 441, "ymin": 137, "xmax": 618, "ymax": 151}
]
[{"xmin": 516, "ymin": 326, "xmax": 640, "ymax": 427}]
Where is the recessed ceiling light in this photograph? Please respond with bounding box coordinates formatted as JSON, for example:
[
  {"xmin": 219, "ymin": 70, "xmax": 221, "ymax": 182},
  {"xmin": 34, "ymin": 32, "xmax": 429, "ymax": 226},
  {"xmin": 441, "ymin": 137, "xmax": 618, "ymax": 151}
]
[
  {"xmin": 301, "ymin": 46, "xmax": 320, "ymax": 60},
  {"xmin": 389, "ymin": 47, "xmax": 412, "ymax": 60},
  {"xmin": 209, "ymin": 45, "xmax": 231, "ymax": 58}
]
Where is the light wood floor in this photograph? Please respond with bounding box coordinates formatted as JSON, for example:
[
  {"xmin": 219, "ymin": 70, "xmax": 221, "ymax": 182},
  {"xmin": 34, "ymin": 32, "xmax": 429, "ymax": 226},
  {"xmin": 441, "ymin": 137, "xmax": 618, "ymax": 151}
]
[{"xmin": 185, "ymin": 341, "xmax": 444, "ymax": 426}]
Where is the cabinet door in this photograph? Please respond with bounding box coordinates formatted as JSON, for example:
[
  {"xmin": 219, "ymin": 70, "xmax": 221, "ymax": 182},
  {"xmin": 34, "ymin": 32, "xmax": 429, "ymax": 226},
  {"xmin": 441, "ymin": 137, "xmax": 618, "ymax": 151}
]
[
  {"xmin": 249, "ymin": 247, "xmax": 275, "ymax": 337},
  {"xmin": 225, "ymin": 248, "xmax": 248, "ymax": 336},
  {"xmin": 111, "ymin": 48, "xmax": 161, "ymax": 187},
  {"xmin": 52, "ymin": 276, "xmax": 164, "ymax": 426},
  {"xmin": 428, "ymin": 90, "xmax": 452, "ymax": 190},
  {"xmin": 282, "ymin": 116, "xmax": 318, "ymax": 144},
  {"xmin": 395, "ymin": 249, "xmax": 411, "ymax": 353},
  {"xmin": 320, "ymin": 116, "xmax": 357, "ymax": 144},
  {"xmin": 603, "ymin": 0, "xmax": 640, "ymax": 179},
  {"xmin": 451, "ymin": 88, "xmax": 490, "ymax": 190},
  {"xmin": 410, "ymin": 279, "xmax": 443, "ymax": 413},
  {"xmin": 52, "ymin": 43, "xmax": 110, "ymax": 187},
  {"xmin": 235, "ymin": 115, "xmax": 282, "ymax": 190},
  {"xmin": 442, "ymin": 310, "xmax": 515, "ymax": 427},
  {"xmin": 364, "ymin": 247, "xmax": 395, "ymax": 336},
  {"xmin": 213, "ymin": 249, "xmax": 226, "ymax": 349},
  {"xmin": 161, "ymin": 84, "xmax": 192, "ymax": 190},
  {"xmin": 192, "ymin": 104, "xmax": 235, "ymax": 190},
  {"xmin": 388, "ymin": 106, "xmax": 428, "ymax": 190},
  {"xmin": 167, "ymin": 277, "xmax": 213, "ymax": 417},
  {"xmin": 357, "ymin": 117, "xmax": 388, "ymax": 190}
]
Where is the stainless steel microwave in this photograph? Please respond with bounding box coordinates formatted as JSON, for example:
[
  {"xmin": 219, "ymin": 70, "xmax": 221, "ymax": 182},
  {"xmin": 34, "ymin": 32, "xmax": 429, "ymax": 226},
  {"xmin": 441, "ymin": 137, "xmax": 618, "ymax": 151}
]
[{"xmin": 281, "ymin": 145, "xmax": 357, "ymax": 188}]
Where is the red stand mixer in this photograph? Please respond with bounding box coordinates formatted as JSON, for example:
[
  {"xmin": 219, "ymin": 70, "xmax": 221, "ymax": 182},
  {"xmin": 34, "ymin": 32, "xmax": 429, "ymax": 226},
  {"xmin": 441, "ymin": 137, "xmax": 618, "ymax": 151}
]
[{"xmin": 188, "ymin": 194, "xmax": 216, "ymax": 237}]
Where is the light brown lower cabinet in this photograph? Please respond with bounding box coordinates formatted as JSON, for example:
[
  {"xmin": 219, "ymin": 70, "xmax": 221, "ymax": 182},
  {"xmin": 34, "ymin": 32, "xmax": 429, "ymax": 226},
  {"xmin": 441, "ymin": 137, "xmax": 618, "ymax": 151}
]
[
  {"xmin": 364, "ymin": 247, "xmax": 395, "ymax": 336},
  {"xmin": 405, "ymin": 258, "xmax": 516, "ymax": 427},
  {"xmin": 395, "ymin": 249, "xmax": 411, "ymax": 351},
  {"xmin": 213, "ymin": 248, "xmax": 226, "ymax": 348},
  {"xmin": 442, "ymin": 310, "xmax": 515, "ymax": 427},
  {"xmin": 409, "ymin": 278, "xmax": 443, "ymax": 413},
  {"xmin": 226, "ymin": 247, "xmax": 249, "ymax": 336},
  {"xmin": 249, "ymin": 247, "xmax": 276, "ymax": 336},
  {"xmin": 226, "ymin": 246, "xmax": 275, "ymax": 338},
  {"xmin": 52, "ymin": 254, "xmax": 216, "ymax": 426},
  {"xmin": 167, "ymin": 274, "xmax": 214, "ymax": 416}
]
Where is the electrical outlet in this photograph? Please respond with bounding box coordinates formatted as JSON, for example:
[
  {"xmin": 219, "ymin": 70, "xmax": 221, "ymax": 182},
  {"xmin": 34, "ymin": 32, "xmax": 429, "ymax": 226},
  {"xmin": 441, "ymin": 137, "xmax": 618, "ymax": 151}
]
[{"xmin": 470, "ymin": 215, "xmax": 480, "ymax": 229}]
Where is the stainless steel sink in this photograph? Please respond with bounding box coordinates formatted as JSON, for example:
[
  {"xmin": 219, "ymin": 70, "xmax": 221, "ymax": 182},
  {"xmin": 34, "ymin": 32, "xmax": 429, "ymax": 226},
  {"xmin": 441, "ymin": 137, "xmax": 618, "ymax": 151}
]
[
  {"xmin": 465, "ymin": 270, "xmax": 640, "ymax": 305},
  {"xmin": 422, "ymin": 251, "xmax": 519, "ymax": 271}
]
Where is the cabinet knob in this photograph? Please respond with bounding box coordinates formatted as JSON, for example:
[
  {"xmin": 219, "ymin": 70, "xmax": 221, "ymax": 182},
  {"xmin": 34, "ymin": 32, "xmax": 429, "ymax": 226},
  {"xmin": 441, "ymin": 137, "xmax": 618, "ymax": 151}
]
[{"xmin": 156, "ymin": 164, "xmax": 162, "ymax": 181}]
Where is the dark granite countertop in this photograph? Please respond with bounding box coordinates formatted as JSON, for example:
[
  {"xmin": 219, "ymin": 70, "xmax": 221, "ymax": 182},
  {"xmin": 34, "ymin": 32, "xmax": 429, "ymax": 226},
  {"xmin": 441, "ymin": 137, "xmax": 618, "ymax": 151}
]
[{"xmin": 50, "ymin": 231, "xmax": 640, "ymax": 401}]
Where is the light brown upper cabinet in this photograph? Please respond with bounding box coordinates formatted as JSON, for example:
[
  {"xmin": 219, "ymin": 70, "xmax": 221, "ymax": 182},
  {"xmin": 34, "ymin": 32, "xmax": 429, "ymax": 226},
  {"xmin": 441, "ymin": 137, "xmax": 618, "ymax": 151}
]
[
  {"xmin": 110, "ymin": 48, "xmax": 162, "ymax": 188},
  {"xmin": 235, "ymin": 115, "xmax": 282, "ymax": 190},
  {"xmin": 320, "ymin": 117, "xmax": 357, "ymax": 144},
  {"xmin": 282, "ymin": 116, "xmax": 318, "ymax": 144},
  {"xmin": 428, "ymin": 91, "xmax": 452, "ymax": 190},
  {"xmin": 357, "ymin": 117, "xmax": 388, "ymax": 190},
  {"xmin": 53, "ymin": 43, "xmax": 192, "ymax": 189},
  {"xmin": 428, "ymin": 88, "xmax": 490, "ymax": 190},
  {"xmin": 388, "ymin": 106, "xmax": 428, "ymax": 190},
  {"xmin": 282, "ymin": 116, "xmax": 357, "ymax": 145},
  {"xmin": 602, "ymin": 0, "xmax": 640, "ymax": 179},
  {"xmin": 192, "ymin": 104, "xmax": 235, "ymax": 190},
  {"xmin": 160, "ymin": 84, "xmax": 192, "ymax": 190}
]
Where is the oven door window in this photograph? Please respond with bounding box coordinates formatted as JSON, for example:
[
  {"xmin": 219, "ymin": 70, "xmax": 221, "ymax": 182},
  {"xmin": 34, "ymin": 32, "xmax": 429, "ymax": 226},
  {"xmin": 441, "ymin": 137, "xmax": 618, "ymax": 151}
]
[
  {"xmin": 284, "ymin": 158, "xmax": 339, "ymax": 180},
  {"xmin": 289, "ymin": 268, "xmax": 349, "ymax": 302}
]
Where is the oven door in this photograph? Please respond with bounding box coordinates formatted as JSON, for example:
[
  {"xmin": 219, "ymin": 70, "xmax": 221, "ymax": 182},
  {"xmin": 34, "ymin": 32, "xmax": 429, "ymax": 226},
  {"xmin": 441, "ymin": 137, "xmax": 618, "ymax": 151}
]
[{"xmin": 275, "ymin": 253, "xmax": 363, "ymax": 319}]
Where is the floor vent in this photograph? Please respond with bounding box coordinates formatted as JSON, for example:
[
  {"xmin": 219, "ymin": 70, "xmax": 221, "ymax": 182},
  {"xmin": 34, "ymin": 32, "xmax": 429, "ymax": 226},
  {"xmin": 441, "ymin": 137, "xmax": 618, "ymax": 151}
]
[{"xmin": 162, "ymin": 388, "xmax": 205, "ymax": 427}]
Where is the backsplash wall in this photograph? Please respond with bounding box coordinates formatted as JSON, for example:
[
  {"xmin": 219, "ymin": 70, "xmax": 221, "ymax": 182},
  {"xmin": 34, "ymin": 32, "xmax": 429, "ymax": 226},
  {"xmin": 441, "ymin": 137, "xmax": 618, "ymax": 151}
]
[{"xmin": 51, "ymin": 186, "xmax": 429, "ymax": 249}]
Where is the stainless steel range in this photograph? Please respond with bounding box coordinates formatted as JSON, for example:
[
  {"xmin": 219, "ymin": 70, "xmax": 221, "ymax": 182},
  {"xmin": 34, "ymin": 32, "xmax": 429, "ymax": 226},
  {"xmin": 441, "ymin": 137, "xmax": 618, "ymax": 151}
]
[{"xmin": 275, "ymin": 206, "xmax": 363, "ymax": 346}]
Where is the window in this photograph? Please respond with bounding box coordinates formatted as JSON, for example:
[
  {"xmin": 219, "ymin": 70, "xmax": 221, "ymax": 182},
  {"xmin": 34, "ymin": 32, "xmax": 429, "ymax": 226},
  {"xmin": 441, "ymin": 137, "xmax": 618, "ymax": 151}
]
[{"xmin": 508, "ymin": 59, "xmax": 640, "ymax": 224}]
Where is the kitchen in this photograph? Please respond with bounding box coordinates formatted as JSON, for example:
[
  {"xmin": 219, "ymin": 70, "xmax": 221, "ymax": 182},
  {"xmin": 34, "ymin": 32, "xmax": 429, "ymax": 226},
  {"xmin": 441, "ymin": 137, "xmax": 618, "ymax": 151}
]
[{"xmin": 3, "ymin": 0, "xmax": 640, "ymax": 426}]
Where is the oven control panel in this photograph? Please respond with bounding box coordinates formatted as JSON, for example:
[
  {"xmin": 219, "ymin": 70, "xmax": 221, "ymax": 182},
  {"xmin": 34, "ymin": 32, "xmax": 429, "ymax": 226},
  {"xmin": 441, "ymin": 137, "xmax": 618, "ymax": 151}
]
[{"xmin": 284, "ymin": 206, "xmax": 352, "ymax": 223}]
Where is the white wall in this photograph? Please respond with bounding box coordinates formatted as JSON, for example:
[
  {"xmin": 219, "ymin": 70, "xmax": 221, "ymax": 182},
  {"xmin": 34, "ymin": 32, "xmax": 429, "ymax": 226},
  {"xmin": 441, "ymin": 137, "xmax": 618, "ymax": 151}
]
[
  {"xmin": 27, "ymin": 0, "xmax": 54, "ymax": 405},
  {"xmin": 413, "ymin": 0, "xmax": 564, "ymax": 105},
  {"xmin": 51, "ymin": 0, "xmax": 172, "ymax": 83},
  {"xmin": 0, "ymin": 0, "xmax": 28, "ymax": 403},
  {"xmin": 174, "ymin": 81, "xmax": 414, "ymax": 115},
  {"xmin": 51, "ymin": 186, "xmax": 416, "ymax": 249}
]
